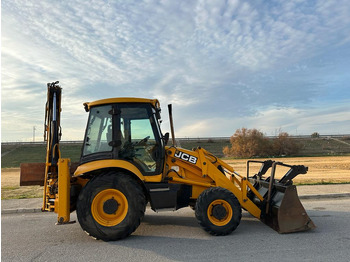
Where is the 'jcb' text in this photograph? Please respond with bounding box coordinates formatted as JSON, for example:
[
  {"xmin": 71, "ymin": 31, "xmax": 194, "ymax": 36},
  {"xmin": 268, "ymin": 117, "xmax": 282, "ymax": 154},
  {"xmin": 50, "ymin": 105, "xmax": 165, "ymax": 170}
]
[{"xmin": 174, "ymin": 151, "xmax": 198, "ymax": 164}]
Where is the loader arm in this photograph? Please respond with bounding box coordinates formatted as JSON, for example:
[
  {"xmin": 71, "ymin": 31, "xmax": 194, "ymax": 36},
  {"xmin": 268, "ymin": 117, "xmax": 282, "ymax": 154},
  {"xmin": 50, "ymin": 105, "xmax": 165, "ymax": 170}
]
[
  {"xmin": 165, "ymin": 146, "xmax": 263, "ymax": 218},
  {"xmin": 164, "ymin": 146, "xmax": 315, "ymax": 233}
]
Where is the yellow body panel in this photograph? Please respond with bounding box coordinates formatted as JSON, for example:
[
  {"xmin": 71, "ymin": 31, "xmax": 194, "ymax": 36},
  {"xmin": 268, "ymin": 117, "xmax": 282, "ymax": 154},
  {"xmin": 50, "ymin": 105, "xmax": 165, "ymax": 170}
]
[
  {"xmin": 74, "ymin": 159, "xmax": 163, "ymax": 183},
  {"xmin": 55, "ymin": 158, "xmax": 71, "ymax": 224},
  {"xmin": 191, "ymin": 185, "xmax": 209, "ymax": 199}
]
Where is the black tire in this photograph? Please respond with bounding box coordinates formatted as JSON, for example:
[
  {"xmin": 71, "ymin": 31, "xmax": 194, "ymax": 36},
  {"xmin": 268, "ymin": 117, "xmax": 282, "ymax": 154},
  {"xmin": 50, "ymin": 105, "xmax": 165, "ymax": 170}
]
[
  {"xmin": 195, "ymin": 187, "xmax": 242, "ymax": 236},
  {"xmin": 76, "ymin": 171, "xmax": 146, "ymax": 241}
]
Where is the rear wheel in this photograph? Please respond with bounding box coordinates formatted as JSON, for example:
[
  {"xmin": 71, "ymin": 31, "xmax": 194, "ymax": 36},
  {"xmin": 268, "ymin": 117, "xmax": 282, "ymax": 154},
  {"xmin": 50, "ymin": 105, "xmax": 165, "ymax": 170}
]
[
  {"xmin": 76, "ymin": 171, "xmax": 146, "ymax": 241},
  {"xmin": 195, "ymin": 187, "xmax": 242, "ymax": 235}
]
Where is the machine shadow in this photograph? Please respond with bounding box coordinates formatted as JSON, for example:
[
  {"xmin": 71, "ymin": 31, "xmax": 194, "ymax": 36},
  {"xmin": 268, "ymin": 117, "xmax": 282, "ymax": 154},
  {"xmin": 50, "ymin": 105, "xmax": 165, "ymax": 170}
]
[{"xmin": 141, "ymin": 212, "xmax": 199, "ymax": 227}]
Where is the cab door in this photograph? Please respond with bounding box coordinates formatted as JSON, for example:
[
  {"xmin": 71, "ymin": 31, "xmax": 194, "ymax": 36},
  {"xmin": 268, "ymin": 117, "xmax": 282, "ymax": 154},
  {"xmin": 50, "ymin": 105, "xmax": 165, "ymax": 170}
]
[{"xmin": 117, "ymin": 103, "xmax": 164, "ymax": 176}]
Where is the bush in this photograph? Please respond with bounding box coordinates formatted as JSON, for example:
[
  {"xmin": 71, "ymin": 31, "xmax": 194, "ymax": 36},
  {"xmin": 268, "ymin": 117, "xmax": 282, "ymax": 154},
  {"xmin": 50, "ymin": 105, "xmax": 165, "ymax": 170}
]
[
  {"xmin": 223, "ymin": 128, "xmax": 300, "ymax": 158},
  {"xmin": 223, "ymin": 128, "xmax": 271, "ymax": 158},
  {"xmin": 272, "ymin": 132, "xmax": 301, "ymax": 156},
  {"xmin": 207, "ymin": 138, "xmax": 214, "ymax": 143},
  {"xmin": 311, "ymin": 132, "xmax": 320, "ymax": 138}
]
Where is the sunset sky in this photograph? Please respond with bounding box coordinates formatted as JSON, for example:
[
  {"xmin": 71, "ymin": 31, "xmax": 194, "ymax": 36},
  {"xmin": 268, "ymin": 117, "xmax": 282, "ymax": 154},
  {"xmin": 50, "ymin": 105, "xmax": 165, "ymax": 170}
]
[{"xmin": 2, "ymin": 0, "xmax": 350, "ymax": 142}]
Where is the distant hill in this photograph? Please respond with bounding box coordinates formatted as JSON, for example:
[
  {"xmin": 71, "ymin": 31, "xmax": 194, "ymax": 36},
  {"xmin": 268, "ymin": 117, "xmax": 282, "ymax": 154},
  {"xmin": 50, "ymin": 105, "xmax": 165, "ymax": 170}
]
[
  {"xmin": 178, "ymin": 135, "xmax": 350, "ymax": 158},
  {"xmin": 2, "ymin": 135, "xmax": 350, "ymax": 168}
]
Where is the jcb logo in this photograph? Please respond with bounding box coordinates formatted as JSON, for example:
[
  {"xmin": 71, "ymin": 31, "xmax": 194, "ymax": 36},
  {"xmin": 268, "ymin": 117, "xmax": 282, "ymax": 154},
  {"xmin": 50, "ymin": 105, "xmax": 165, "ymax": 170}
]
[{"xmin": 174, "ymin": 151, "xmax": 198, "ymax": 164}]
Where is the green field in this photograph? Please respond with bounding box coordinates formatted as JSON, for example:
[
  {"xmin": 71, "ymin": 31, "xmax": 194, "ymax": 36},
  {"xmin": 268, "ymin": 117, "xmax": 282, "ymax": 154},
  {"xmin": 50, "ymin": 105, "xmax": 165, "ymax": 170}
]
[
  {"xmin": 179, "ymin": 136, "xmax": 350, "ymax": 158},
  {"xmin": 2, "ymin": 136, "xmax": 350, "ymax": 168},
  {"xmin": 293, "ymin": 136, "xmax": 350, "ymax": 156},
  {"xmin": 1, "ymin": 143, "xmax": 82, "ymax": 168}
]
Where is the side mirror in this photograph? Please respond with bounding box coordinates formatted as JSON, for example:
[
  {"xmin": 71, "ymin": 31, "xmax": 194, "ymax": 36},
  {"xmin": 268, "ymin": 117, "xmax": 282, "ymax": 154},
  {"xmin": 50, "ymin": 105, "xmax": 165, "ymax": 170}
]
[
  {"xmin": 163, "ymin": 132, "xmax": 169, "ymax": 146},
  {"xmin": 155, "ymin": 108, "xmax": 161, "ymax": 120}
]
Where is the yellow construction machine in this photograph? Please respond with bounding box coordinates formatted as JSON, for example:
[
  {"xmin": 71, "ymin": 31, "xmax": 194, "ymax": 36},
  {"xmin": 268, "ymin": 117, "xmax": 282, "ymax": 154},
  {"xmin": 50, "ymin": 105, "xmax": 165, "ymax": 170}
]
[{"xmin": 20, "ymin": 81, "xmax": 315, "ymax": 241}]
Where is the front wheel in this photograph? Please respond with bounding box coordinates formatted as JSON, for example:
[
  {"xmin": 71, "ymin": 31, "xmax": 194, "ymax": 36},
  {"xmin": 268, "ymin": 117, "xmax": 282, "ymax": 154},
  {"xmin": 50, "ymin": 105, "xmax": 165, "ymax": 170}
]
[
  {"xmin": 76, "ymin": 171, "xmax": 146, "ymax": 241},
  {"xmin": 195, "ymin": 187, "xmax": 242, "ymax": 236}
]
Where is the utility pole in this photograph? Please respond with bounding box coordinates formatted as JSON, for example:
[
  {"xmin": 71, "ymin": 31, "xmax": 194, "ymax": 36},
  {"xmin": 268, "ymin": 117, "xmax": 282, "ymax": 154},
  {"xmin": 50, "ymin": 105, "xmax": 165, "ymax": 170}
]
[{"xmin": 33, "ymin": 126, "xmax": 36, "ymax": 142}]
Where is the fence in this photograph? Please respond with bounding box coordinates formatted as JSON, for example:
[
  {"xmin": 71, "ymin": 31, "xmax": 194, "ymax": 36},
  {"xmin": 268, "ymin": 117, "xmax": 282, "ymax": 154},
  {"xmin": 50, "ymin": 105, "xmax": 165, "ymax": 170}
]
[{"xmin": 2, "ymin": 134, "xmax": 350, "ymax": 146}]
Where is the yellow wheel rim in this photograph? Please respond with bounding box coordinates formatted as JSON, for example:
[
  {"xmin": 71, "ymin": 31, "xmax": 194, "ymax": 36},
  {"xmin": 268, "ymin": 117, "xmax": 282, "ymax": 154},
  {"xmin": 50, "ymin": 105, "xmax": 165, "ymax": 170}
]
[
  {"xmin": 91, "ymin": 189, "xmax": 128, "ymax": 227},
  {"xmin": 207, "ymin": 199, "xmax": 233, "ymax": 226}
]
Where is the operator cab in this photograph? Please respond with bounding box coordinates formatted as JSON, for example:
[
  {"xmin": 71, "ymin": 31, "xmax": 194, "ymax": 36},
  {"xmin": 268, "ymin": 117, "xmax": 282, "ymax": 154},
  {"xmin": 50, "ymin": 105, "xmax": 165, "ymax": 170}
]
[{"xmin": 80, "ymin": 98, "xmax": 166, "ymax": 176}]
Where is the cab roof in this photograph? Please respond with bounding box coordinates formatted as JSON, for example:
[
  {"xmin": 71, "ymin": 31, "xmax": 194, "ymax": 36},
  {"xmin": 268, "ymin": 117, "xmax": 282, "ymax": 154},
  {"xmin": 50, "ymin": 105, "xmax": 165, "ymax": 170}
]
[{"xmin": 84, "ymin": 97, "xmax": 160, "ymax": 111}]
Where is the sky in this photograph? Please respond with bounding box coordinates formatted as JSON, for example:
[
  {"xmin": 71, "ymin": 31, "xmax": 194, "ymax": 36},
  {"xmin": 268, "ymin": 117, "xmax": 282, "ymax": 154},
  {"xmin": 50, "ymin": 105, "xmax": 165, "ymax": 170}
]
[{"xmin": 1, "ymin": 0, "xmax": 350, "ymax": 142}]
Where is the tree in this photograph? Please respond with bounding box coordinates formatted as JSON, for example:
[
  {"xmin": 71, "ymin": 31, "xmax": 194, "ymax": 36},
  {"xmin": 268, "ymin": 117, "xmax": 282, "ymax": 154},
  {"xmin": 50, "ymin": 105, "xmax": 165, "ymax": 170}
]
[
  {"xmin": 223, "ymin": 128, "xmax": 271, "ymax": 158},
  {"xmin": 311, "ymin": 132, "xmax": 320, "ymax": 138},
  {"xmin": 272, "ymin": 132, "xmax": 301, "ymax": 156},
  {"xmin": 223, "ymin": 128, "xmax": 301, "ymax": 158}
]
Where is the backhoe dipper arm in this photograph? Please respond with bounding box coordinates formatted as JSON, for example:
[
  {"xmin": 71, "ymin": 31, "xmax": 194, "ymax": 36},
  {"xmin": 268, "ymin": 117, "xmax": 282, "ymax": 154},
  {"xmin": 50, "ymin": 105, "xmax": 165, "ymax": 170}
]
[
  {"xmin": 42, "ymin": 81, "xmax": 62, "ymax": 211},
  {"xmin": 44, "ymin": 81, "xmax": 62, "ymax": 165}
]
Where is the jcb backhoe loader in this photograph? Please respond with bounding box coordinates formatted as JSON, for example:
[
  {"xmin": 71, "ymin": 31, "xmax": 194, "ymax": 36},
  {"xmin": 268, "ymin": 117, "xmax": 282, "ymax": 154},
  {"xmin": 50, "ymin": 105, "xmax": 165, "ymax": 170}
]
[{"xmin": 20, "ymin": 82, "xmax": 315, "ymax": 241}]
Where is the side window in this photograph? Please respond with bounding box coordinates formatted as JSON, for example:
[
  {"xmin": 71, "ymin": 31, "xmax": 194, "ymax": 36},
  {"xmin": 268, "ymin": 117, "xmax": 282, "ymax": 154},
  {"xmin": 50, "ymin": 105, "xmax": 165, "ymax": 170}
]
[
  {"xmin": 119, "ymin": 106, "xmax": 159, "ymax": 173},
  {"xmin": 83, "ymin": 105, "xmax": 112, "ymax": 156},
  {"xmin": 130, "ymin": 119, "xmax": 155, "ymax": 142}
]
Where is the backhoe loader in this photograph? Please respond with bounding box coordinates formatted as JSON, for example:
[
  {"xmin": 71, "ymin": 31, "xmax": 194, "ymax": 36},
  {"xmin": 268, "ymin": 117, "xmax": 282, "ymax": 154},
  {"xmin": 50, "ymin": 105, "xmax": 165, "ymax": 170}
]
[{"xmin": 20, "ymin": 81, "xmax": 315, "ymax": 241}]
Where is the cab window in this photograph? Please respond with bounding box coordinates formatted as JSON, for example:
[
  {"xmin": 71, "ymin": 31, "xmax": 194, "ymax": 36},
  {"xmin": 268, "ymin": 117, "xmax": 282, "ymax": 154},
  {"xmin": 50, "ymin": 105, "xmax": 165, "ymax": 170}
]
[
  {"xmin": 82, "ymin": 105, "xmax": 112, "ymax": 156},
  {"xmin": 118, "ymin": 106, "xmax": 159, "ymax": 173}
]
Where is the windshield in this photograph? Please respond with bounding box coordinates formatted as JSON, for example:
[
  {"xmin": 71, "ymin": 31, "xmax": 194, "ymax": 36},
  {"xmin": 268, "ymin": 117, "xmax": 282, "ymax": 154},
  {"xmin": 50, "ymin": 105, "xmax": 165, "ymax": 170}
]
[{"xmin": 82, "ymin": 105, "xmax": 112, "ymax": 156}]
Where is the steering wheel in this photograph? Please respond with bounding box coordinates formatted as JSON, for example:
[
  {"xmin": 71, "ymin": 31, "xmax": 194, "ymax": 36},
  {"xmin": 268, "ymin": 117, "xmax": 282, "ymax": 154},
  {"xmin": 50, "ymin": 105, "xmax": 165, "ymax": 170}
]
[{"xmin": 134, "ymin": 136, "xmax": 150, "ymax": 146}]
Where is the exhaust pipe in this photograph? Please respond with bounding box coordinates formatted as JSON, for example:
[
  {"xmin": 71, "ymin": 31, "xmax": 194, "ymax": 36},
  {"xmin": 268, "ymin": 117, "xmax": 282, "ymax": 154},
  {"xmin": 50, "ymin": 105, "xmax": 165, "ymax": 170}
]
[{"xmin": 168, "ymin": 104, "xmax": 176, "ymax": 146}]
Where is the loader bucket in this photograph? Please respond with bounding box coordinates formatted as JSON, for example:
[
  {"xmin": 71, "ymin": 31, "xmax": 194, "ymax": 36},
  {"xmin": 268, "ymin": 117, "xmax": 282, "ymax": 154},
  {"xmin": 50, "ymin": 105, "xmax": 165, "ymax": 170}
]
[
  {"xmin": 247, "ymin": 161, "xmax": 316, "ymax": 234},
  {"xmin": 261, "ymin": 185, "xmax": 316, "ymax": 233}
]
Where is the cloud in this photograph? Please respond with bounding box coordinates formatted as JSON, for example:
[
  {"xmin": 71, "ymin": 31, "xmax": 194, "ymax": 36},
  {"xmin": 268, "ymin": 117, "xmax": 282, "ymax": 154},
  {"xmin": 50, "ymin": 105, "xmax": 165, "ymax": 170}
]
[
  {"xmin": 174, "ymin": 102, "xmax": 350, "ymax": 138},
  {"xmin": 1, "ymin": 0, "xmax": 350, "ymax": 141}
]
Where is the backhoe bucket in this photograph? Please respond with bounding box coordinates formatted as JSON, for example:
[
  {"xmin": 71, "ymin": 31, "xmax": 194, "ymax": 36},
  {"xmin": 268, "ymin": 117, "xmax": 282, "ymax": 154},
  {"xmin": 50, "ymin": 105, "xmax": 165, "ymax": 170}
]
[
  {"xmin": 20, "ymin": 162, "xmax": 79, "ymax": 186},
  {"xmin": 261, "ymin": 185, "xmax": 316, "ymax": 233},
  {"xmin": 20, "ymin": 163, "xmax": 46, "ymax": 186},
  {"xmin": 247, "ymin": 161, "xmax": 316, "ymax": 234}
]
